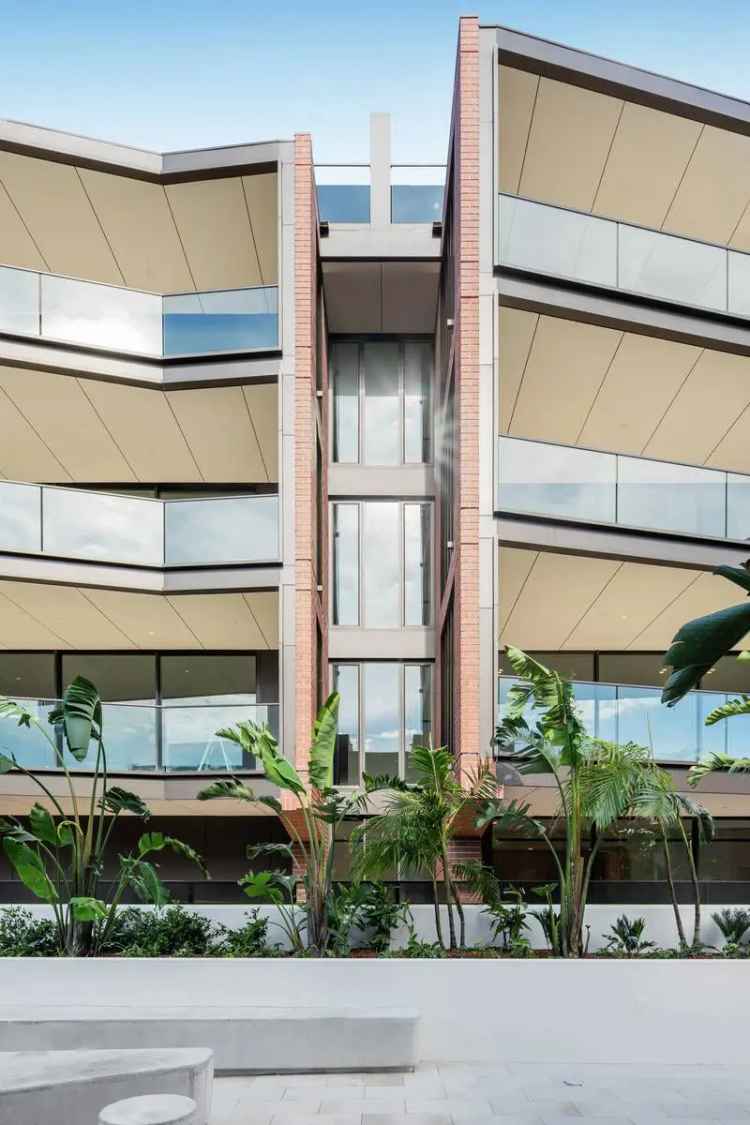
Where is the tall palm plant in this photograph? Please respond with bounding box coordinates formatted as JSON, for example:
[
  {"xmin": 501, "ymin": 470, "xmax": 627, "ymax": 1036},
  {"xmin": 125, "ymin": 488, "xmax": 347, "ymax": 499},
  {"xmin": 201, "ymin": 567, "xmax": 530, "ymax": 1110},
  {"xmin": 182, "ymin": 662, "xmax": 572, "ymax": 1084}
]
[
  {"xmin": 352, "ymin": 744, "xmax": 497, "ymax": 950},
  {"xmin": 484, "ymin": 647, "xmax": 677, "ymax": 957}
]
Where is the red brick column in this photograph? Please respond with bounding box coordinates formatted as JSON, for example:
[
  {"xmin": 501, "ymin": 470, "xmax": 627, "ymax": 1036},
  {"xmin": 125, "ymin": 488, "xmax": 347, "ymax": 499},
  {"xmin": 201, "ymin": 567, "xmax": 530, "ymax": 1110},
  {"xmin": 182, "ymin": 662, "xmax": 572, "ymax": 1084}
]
[{"xmin": 454, "ymin": 16, "xmax": 481, "ymax": 781}]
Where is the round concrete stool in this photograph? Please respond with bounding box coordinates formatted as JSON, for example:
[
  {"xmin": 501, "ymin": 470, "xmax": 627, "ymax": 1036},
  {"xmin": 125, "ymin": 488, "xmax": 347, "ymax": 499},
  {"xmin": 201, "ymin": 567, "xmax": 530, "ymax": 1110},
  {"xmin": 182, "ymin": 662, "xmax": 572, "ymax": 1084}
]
[{"xmin": 98, "ymin": 1094, "xmax": 198, "ymax": 1124}]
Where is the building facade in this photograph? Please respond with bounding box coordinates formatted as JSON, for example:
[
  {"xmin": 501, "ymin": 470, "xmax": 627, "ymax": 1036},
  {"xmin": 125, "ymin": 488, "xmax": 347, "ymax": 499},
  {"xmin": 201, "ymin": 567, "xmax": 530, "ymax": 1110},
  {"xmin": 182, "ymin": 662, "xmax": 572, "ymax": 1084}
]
[{"xmin": 1, "ymin": 18, "xmax": 750, "ymax": 904}]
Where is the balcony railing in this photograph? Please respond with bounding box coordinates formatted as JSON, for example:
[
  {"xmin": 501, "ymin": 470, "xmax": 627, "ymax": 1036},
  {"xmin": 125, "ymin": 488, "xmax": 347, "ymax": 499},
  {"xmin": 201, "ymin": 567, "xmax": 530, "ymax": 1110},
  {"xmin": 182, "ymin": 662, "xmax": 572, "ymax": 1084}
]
[
  {"xmin": 390, "ymin": 165, "xmax": 445, "ymax": 224},
  {"xmin": 0, "ymin": 484, "xmax": 279, "ymax": 568},
  {"xmin": 0, "ymin": 265, "xmax": 278, "ymax": 358},
  {"xmin": 316, "ymin": 165, "xmax": 371, "ymax": 224},
  {"xmin": 498, "ymin": 193, "xmax": 750, "ymax": 321},
  {"xmin": 497, "ymin": 435, "xmax": 750, "ymax": 542},
  {"xmin": 0, "ymin": 698, "xmax": 279, "ymax": 773},
  {"xmin": 499, "ymin": 677, "xmax": 750, "ymax": 765}
]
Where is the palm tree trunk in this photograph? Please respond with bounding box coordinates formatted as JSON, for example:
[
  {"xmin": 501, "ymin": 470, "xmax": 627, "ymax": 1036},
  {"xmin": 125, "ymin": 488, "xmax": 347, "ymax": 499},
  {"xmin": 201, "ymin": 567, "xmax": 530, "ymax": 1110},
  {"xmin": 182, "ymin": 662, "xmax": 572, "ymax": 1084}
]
[
  {"xmin": 449, "ymin": 875, "xmax": 466, "ymax": 948},
  {"xmin": 680, "ymin": 819, "xmax": 701, "ymax": 949},
  {"xmin": 440, "ymin": 844, "xmax": 457, "ymax": 950},
  {"xmin": 662, "ymin": 829, "xmax": 687, "ymax": 949},
  {"xmin": 431, "ymin": 873, "xmax": 445, "ymax": 949}
]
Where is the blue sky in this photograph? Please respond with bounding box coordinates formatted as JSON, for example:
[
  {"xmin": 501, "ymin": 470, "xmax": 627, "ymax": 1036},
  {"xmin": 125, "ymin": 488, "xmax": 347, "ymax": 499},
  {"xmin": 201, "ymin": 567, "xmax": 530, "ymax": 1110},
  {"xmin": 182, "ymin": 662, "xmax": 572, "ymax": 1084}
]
[{"xmin": 2, "ymin": 1, "xmax": 749, "ymax": 163}]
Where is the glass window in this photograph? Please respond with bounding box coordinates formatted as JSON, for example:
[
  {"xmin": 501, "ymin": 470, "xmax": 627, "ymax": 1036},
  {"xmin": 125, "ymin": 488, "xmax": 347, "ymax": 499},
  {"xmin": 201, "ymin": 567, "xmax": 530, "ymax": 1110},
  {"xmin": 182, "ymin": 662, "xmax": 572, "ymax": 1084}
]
[
  {"xmin": 618, "ymin": 224, "xmax": 726, "ymax": 312},
  {"xmin": 163, "ymin": 287, "xmax": 278, "ymax": 355},
  {"xmin": 700, "ymin": 819, "xmax": 750, "ymax": 882},
  {"xmin": 363, "ymin": 663, "xmax": 401, "ymax": 779},
  {"xmin": 703, "ymin": 655, "xmax": 750, "ymax": 693},
  {"xmin": 598, "ymin": 653, "xmax": 670, "ymax": 689},
  {"xmin": 499, "ymin": 195, "xmax": 617, "ymax": 288},
  {"xmin": 404, "ymin": 664, "xmax": 431, "ymax": 781},
  {"xmin": 616, "ymin": 456, "xmax": 725, "ymax": 538},
  {"xmin": 363, "ymin": 342, "xmax": 401, "ymax": 465},
  {"xmin": 61, "ymin": 654, "xmax": 157, "ymax": 773},
  {"xmin": 404, "ymin": 340, "xmax": 432, "ymax": 463},
  {"xmin": 0, "ymin": 654, "xmax": 57, "ymax": 769},
  {"xmin": 333, "ymin": 664, "xmax": 359, "ymax": 785},
  {"xmin": 522, "ymin": 652, "xmax": 595, "ymax": 682},
  {"xmin": 315, "ymin": 166, "xmax": 371, "ymax": 224},
  {"xmin": 331, "ymin": 341, "xmax": 359, "ymax": 463},
  {"xmin": 161, "ymin": 655, "xmax": 258, "ymax": 773},
  {"xmin": 726, "ymin": 473, "xmax": 750, "ymax": 541},
  {"xmin": 41, "ymin": 274, "xmax": 162, "ymax": 356},
  {"xmin": 728, "ymin": 251, "xmax": 750, "ymax": 319},
  {"xmin": 0, "ymin": 265, "xmax": 40, "ymax": 338},
  {"xmin": 364, "ymin": 502, "xmax": 401, "ymax": 627},
  {"xmin": 165, "ymin": 495, "xmax": 278, "ymax": 566},
  {"xmin": 404, "ymin": 503, "xmax": 431, "ymax": 626},
  {"xmin": 332, "ymin": 504, "xmax": 359, "ymax": 626},
  {"xmin": 614, "ymin": 685, "xmax": 698, "ymax": 762},
  {"xmin": 44, "ymin": 488, "xmax": 164, "ymax": 567},
  {"xmin": 498, "ymin": 437, "xmax": 616, "ymax": 524},
  {"xmin": 0, "ymin": 481, "xmax": 41, "ymax": 553}
]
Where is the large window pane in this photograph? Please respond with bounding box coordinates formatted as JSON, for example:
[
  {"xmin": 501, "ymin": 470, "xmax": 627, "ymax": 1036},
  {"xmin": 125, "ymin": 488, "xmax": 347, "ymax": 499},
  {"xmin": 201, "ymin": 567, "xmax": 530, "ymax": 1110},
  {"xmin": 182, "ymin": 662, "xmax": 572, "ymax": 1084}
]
[
  {"xmin": 61, "ymin": 654, "xmax": 157, "ymax": 772},
  {"xmin": 363, "ymin": 342, "xmax": 401, "ymax": 464},
  {"xmin": 364, "ymin": 503, "xmax": 400, "ymax": 627},
  {"xmin": 498, "ymin": 436, "xmax": 616, "ymax": 523},
  {"xmin": 618, "ymin": 225, "xmax": 726, "ymax": 311},
  {"xmin": 363, "ymin": 663, "xmax": 400, "ymax": 778},
  {"xmin": 44, "ymin": 488, "xmax": 164, "ymax": 567},
  {"xmin": 0, "ymin": 482, "xmax": 41, "ymax": 553},
  {"xmin": 161, "ymin": 655, "xmax": 258, "ymax": 772},
  {"xmin": 333, "ymin": 504, "xmax": 359, "ymax": 626},
  {"xmin": 615, "ymin": 685, "xmax": 698, "ymax": 763},
  {"xmin": 0, "ymin": 266, "xmax": 39, "ymax": 337},
  {"xmin": 0, "ymin": 655, "xmax": 57, "ymax": 769},
  {"xmin": 404, "ymin": 665, "xmax": 431, "ymax": 781},
  {"xmin": 163, "ymin": 288, "xmax": 278, "ymax": 355},
  {"xmin": 499, "ymin": 195, "xmax": 617, "ymax": 287},
  {"xmin": 404, "ymin": 504, "xmax": 431, "ymax": 626},
  {"xmin": 41, "ymin": 274, "xmax": 162, "ymax": 355},
  {"xmin": 165, "ymin": 495, "xmax": 278, "ymax": 565},
  {"xmin": 332, "ymin": 342, "xmax": 359, "ymax": 463},
  {"xmin": 333, "ymin": 664, "xmax": 359, "ymax": 785},
  {"xmin": 727, "ymin": 473, "xmax": 750, "ymax": 540},
  {"xmin": 616, "ymin": 457, "xmax": 725, "ymax": 537},
  {"xmin": 404, "ymin": 340, "xmax": 432, "ymax": 463}
]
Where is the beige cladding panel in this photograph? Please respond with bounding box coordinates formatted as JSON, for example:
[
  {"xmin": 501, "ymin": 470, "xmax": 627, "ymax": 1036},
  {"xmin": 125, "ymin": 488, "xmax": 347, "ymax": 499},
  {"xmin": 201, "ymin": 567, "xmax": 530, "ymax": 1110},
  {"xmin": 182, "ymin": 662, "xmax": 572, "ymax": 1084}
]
[
  {"xmin": 0, "ymin": 186, "xmax": 46, "ymax": 270},
  {"xmin": 0, "ymin": 587, "xmax": 70, "ymax": 648},
  {"xmin": 498, "ymin": 545, "xmax": 537, "ymax": 633},
  {"xmin": 0, "ymin": 151, "xmax": 121, "ymax": 283},
  {"xmin": 497, "ymin": 66, "xmax": 539, "ymax": 195},
  {"xmin": 498, "ymin": 306, "xmax": 538, "ymax": 433},
  {"xmin": 83, "ymin": 589, "xmax": 202, "ymax": 649},
  {"xmin": 663, "ymin": 125, "xmax": 750, "ymax": 244},
  {"xmin": 242, "ymin": 591, "xmax": 279, "ymax": 648},
  {"xmin": 633, "ymin": 571, "xmax": 747, "ymax": 650},
  {"xmin": 244, "ymin": 383, "xmax": 278, "ymax": 483},
  {"xmin": 165, "ymin": 177, "xmax": 262, "ymax": 290},
  {"xmin": 0, "ymin": 581, "xmax": 133, "ymax": 648},
  {"xmin": 78, "ymin": 169, "xmax": 194, "ymax": 292},
  {"xmin": 241, "ymin": 173, "xmax": 279, "ymax": 285},
  {"xmin": 166, "ymin": 593, "xmax": 269, "ymax": 649},
  {"xmin": 166, "ymin": 385, "xmax": 268, "ymax": 482},
  {"xmin": 0, "ymin": 384, "xmax": 71, "ymax": 483}
]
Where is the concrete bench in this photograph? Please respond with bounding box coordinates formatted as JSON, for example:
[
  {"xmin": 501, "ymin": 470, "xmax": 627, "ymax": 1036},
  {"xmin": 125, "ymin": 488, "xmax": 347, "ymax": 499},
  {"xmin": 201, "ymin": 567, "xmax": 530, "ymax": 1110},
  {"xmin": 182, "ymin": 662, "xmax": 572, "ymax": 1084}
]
[
  {"xmin": 0, "ymin": 1047, "xmax": 212, "ymax": 1125},
  {"xmin": 0, "ymin": 1005, "xmax": 419, "ymax": 1073},
  {"xmin": 100, "ymin": 1094, "xmax": 199, "ymax": 1124}
]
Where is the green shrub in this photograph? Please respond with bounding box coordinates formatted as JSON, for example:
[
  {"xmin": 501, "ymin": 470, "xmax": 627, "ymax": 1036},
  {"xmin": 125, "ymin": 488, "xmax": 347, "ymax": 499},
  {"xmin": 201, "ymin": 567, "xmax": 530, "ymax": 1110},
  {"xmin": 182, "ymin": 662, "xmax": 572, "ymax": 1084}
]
[
  {"xmin": 219, "ymin": 911, "xmax": 274, "ymax": 957},
  {"xmin": 109, "ymin": 905, "xmax": 222, "ymax": 957},
  {"xmin": 0, "ymin": 906, "xmax": 57, "ymax": 956}
]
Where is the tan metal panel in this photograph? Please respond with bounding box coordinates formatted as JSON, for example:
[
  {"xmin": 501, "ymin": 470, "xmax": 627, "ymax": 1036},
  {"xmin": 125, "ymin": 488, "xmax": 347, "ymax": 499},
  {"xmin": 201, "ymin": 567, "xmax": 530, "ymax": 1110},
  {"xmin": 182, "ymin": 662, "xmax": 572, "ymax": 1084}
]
[
  {"xmin": 0, "ymin": 581, "xmax": 134, "ymax": 648},
  {"xmin": 497, "ymin": 66, "xmax": 539, "ymax": 195},
  {"xmin": 509, "ymin": 315, "xmax": 621, "ymax": 444},
  {"xmin": 578, "ymin": 333, "xmax": 701, "ymax": 455},
  {"xmin": 564, "ymin": 562, "xmax": 697, "ymax": 650},
  {"xmin": 0, "ymin": 587, "xmax": 68, "ymax": 647},
  {"xmin": 632, "ymin": 570, "xmax": 744, "ymax": 650},
  {"xmin": 498, "ymin": 546, "xmax": 537, "ymax": 634},
  {"xmin": 84, "ymin": 589, "xmax": 203, "ymax": 649},
  {"xmin": 0, "ymin": 367, "xmax": 136, "ymax": 482},
  {"xmin": 166, "ymin": 593, "xmax": 269, "ymax": 649},
  {"xmin": 593, "ymin": 102, "xmax": 701, "ymax": 228},
  {"xmin": 0, "ymin": 152, "xmax": 122, "ymax": 283},
  {"xmin": 498, "ymin": 306, "xmax": 538, "ymax": 433},
  {"xmin": 499, "ymin": 550, "xmax": 619, "ymax": 650},
  {"xmin": 707, "ymin": 406, "xmax": 750, "ymax": 472},
  {"xmin": 165, "ymin": 177, "xmax": 261, "ymax": 289},
  {"xmin": 243, "ymin": 383, "xmax": 278, "ymax": 482},
  {"xmin": 0, "ymin": 383, "xmax": 70, "ymax": 483},
  {"xmin": 643, "ymin": 349, "xmax": 750, "ymax": 465},
  {"xmin": 519, "ymin": 78, "xmax": 623, "ymax": 211},
  {"xmin": 243, "ymin": 591, "xmax": 279, "ymax": 647},
  {"xmin": 0, "ymin": 185, "xmax": 46, "ymax": 270},
  {"xmin": 83, "ymin": 380, "xmax": 200, "ymax": 482},
  {"xmin": 79, "ymin": 169, "xmax": 194, "ymax": 292},
  {"xmin": 241, "ymin": 172, "xmax": 278, "ymax": 286},
  {"xmin": 166, "ymin": 386, "xmax": 267, "ymax": 482},
  {"xmin": 663, "ymin": 125, "xmax": 750, "ymax": 244}
]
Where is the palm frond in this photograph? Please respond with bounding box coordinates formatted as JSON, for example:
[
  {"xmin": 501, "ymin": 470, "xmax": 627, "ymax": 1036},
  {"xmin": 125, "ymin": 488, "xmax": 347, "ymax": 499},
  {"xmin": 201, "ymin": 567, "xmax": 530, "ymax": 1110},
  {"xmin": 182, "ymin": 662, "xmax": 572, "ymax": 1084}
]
[
  {"xmin": 687, "ymin": 752, "xmax": 750, "ymax": 787},
  {"xmin": 704, "ymin": 695, "xmax": 750, "ymax": 726}
]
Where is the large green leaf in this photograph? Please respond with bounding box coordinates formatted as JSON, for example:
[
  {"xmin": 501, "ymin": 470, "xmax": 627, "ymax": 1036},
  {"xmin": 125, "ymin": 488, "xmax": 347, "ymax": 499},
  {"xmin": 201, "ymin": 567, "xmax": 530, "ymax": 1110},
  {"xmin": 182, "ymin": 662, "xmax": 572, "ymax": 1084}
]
[
  {"xmin": 29, "ymin": 804, "xmax": 58, "ymax": 846},
  {"xmin": 136, "ymin": 832, "xmax": 208, "ymax": 876},
  {"xmin": 101, "ymin": 787, "xmax": 150, "ymax": 819},
  {"xmin": 197, "ymin": 778, "xmax": 257, "ymax": 802},
  {"xmin": 49, "ymin": 676, "xmax": 102, "ymax": 761},
  {"xmin": 257, "ymin": 732, "xmax": 305, "ymax": 797},
  {"xmin": 0, "ymin": 754, "xmax": 15, "ymax": 774},
  {"xmin": 130, "ymin": 861, "xmax": 170, "ymax": 907},
  {"xmin": 70, "ymin": 896, "xmax": 107, "ymax": 922},
  {"xmin": 308, "ymin": 692, "xmax": 340, "ymax": 790},
  {"xmin": 3, "ymin": 838, "xmax": 58, "ymax": 902}
]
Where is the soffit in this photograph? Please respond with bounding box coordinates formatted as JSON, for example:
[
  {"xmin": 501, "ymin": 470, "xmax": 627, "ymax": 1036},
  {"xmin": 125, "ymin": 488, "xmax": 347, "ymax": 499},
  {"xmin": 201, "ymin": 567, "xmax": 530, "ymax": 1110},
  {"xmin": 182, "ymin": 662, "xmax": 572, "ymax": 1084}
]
[
  {"xmin": 0, "ymin": 581, "xmax": 278, "ymax": 650},
  {"xmin": 499, "ymin": 547, "xmax": 748, "ymax": 651},
  {"xmin": 500, "ymin": 64, "xmax": 750, "ymax": 247},
  {"xmin": 323, "ymin": 261, "xmax": 439, "ymax": 334},
  {"xmin": 0, "ymin": 366, "xmax": 276, "ymax": 485},
  {"xmin": 499, "ymin": 307, "xmax": 750, "ymax": 472}
]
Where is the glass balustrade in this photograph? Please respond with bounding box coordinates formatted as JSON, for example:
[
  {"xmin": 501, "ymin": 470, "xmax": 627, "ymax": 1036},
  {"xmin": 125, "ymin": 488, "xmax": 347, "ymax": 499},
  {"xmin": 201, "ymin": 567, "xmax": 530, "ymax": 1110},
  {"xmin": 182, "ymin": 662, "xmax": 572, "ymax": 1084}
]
[
  {"xmin": 390, "ymin": 166, "xmax": 446, "ymax": 224},
  {"xmin": 497, "ymin": 193, "xmax": 750, "ymax": 321},
  {"xmin": 316, "ymin": 165, "xmax": 371, "ymax": 223},
  {"xmin": 0, "ymin": 699, "xmax": 279, "ymax": 773},
  {"xmin": 498, "ymin": 678, "xmax": 750, "ymax": 765},
  {"xmin": 0, "ymin": 263, "xmax": 278, "ymax": 357},
  {"xmin": 497, "ymin": 435, "xmax": 750, "ymax": 542},
  {"xmin": 0, "ymin": 481, "xmax": 279, "ymax": 567}
]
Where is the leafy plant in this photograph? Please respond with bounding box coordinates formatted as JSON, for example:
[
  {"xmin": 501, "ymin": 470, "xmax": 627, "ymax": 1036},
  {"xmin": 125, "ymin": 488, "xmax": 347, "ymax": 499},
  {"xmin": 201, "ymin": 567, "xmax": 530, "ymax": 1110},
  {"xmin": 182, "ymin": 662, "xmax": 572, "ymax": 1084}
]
[
  {"xmin": 219, "ymin": 910, "xmax": 273, "ymax": 957},
  {"xmin": 530, "ymin": 883, "xmax": 562, "ymax": 955},
  {"xmin": 354, "ymin": 882, "xmax": 412, "ymax": 954},
  {"xmin": 351, "ymin": 744, "xmax": 497, "ymax": 950},
  {"xmin": 603, "ymin": 914, "xmax": 655, "ymax": 957},
  {"xmin": 0, "ymin": 906, "xmax": 57, "ymax": 956},
  {"xmin": 110, "ymin": 904, "xmax": 221, "ymax": 957},
  {"xmin": 240, "ymin": 858, "xmax": 306, "ymax": 954},
  {"xmin": 199, "ymin": 694, "xmax": 364, "ymax": 956},
  {"xmin": 712, "ymin": 907, "xmax": 750, "ymax": 950},
  {"xmin": 454, "ymin": 859, "xmax": 529, "ymax": 952},
  {"xmin": 0, "ymin": 678, "xmax": 206, "ymax": 956}
]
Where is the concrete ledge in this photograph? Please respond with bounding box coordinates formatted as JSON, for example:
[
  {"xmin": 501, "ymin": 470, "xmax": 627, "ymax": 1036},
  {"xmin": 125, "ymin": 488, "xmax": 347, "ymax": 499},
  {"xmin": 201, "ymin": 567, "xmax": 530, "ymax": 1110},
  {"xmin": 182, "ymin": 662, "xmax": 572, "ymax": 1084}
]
[
  {"xmin": 0, "ymin": 1047, "xmax": 212, "ymax": 1125},
  {"xmin": 0, "ymin": 1006, "xmax": 419, "ymax": 1074}
]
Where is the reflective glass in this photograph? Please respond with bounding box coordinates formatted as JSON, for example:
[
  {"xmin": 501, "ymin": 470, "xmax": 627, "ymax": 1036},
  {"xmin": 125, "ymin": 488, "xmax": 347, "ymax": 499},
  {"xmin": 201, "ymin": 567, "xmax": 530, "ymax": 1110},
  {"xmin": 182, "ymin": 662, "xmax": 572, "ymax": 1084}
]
[
  {"xmin": 41, "ymin": 274, "xmax": 162, "ymax": 355},
  {"xmin": 404, "ymin": 340, "xmax": 432, "ymax": 463},
  {"xmin": 333, "ymin": 664, "xmax": 359, "ymax": 785},
  {"xmin": 332, "ymin": 504, "xmax": 359, "ymax": 626},
  {"xmin": 61, "ymin": 653, "xmax": 157, "ymax": 772},
  {"xmin": 0, "ymin": 482, "xmax": 41, "ymax": 552},
  {"xmin": 727, "ymin": 473, "xmax": 750, "ymax": 541},
  {"xmin": 573, "ymin": 681, "xmax": 617, "ymax": 743},
  {"xmin": 616, "ymin": 456, "xmax": 725, "ymax": 537},
  {"xmin": 698, "ymin": 691, "xmax": 731, "ymax": 760},
  {"xmin": 332, "ymin": 341, "xmax": 360, "ymax": 463},
  {"xmin": 618, "ymin": 225, "xmax": 726, "ymax": 311},
  {"xmin": 404, "ymin": 664, "xmax": 431, "ymax": 781},
  {"xmin": 404, "ymin": 503, "xmax": 431, "ymax": 626},
  {"xmin": 0, "ymin": 654, "xmax": 57, "ymax": 769},
  {"xmin": 0, "ymin": 699, "xmax": 59, "ymax": 769},
  {"xmin": 0, "ymin": 266, "xmax": 39, "ymax": 337},
  {"xmin": 363, "ymin": 662, "xmax": 400, "ymax": 777},
  {"xmin": 364, "ymin": 502, "xmax": 400, "ymax": 627},
  {"xmin": 498, "ymin": 436, "xmax": 616, "ymax": 523},
  {"xmin": 728, "ymin": 251, "xmax": 750, "ymax": 318},
  {"xmin": 598, "ymin": 653, "xmax": 672, "ymax": 688},
  {"xmin": 165, "ymin": 495, "xmax": 278, "ymax": 565},
  {"xmin": 317, "ymin": 186, "xmax": 371, "ymax": 223},
  {"xmin": 499, "ymin": 195, "xmax": 617, "ymax": 287},
  {"xmin": 363, "ymin": 342, "xmax": 401, "ymax": 464},
  {"xmin": 43, "ymin": 488, "xmax": 164, "ymax": 566},
  {"xmin": 615, "ymin": 685, "xmax": 698, "ymax": 762},
  {"xmin": 391, "ymin": 185, "xmax": 443, "ymax": 223},
  {"xmin": 163, "ymin": 287, "xmax": 278, "ymax": 355}
]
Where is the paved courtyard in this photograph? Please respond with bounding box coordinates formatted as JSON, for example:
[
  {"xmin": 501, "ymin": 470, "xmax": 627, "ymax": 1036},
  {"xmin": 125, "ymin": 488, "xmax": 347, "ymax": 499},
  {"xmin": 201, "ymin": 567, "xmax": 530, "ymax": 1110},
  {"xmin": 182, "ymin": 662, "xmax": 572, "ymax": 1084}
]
[{"xmin": 211, "ymin": 1061, "xmax": 750, "ymax": 1125}]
